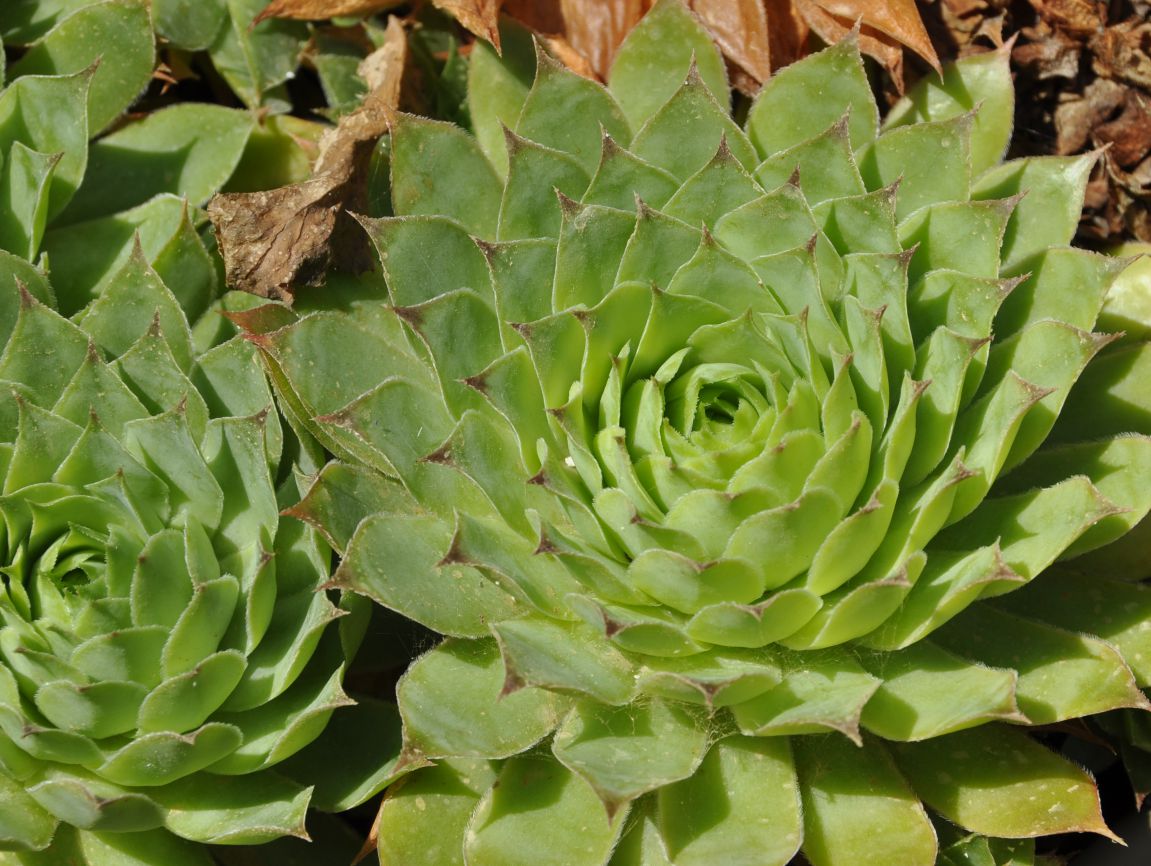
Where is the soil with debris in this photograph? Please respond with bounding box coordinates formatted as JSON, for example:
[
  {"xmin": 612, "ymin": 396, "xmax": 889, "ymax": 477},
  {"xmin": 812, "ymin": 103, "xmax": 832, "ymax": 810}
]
[{"xmin": 920, "ymin": 0, "xmax": 1151, "ymax": 248}]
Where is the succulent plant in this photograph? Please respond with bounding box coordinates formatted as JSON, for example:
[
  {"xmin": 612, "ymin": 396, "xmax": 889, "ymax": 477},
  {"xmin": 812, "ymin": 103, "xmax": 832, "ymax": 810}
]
[
  {"xmin": 238, "ymin": 2, "xmax": 1151, "ymax": 863},
  {"xmin": 0, "ymin": 34, "xmax": 398, "ymax": 865},
  {"xmin": 0, "ymin": 261, "xmax": 366, "ymax": 866}
]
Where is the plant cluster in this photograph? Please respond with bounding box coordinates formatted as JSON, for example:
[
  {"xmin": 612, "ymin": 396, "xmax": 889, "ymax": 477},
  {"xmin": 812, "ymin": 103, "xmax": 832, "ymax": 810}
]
[
  {"xmin": 0, "ymin": 4, "xmax": 397, "ymax": 864},
  {"xmin": 1, "ymin": 1, "xmax": 1150, "ymax": 864}
]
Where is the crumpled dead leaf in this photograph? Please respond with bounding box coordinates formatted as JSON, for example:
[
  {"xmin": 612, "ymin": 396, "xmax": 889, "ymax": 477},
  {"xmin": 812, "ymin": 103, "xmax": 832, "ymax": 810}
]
[
  {"xmin": 1012, "ymin": 18, "xmax": 1081, "ymax": 80},
  {"xmin": 763, "ymin": 0, "xmax": 809, "ymax": 70},
  {"xmin": 1054, "ymin": 78, "xmax": 1127, "ymax": 155},
  {"xmin": 254, "ymin": 0, "xmax": 403, "ymax": 25},
  {"xmin": 503, "ymin": 0, "xmax": 797, "ymax": 93},
  {"xmin": 1095, "ymin": 91, "xmax": 1151, "ymax": 169},
  {"xmin": 539, "ymin": 33, "xmax": 600, "ymax": 80},
  {"xmin": 930, "ymin": 0, "xmax": 1004, "ymax": 58},
  {"xmin": 1030, "ymin": 0, "xmax": 1105, "ymax": 37},
  {"xmin": 795, "ymin": 0, "xmax": 940, "ymax": 90},
  {"xmin": 795, "ymin": 0, "xmax": 894, "ymax": 90},
  {"xmin": 688, "ymin": 0, "xmax": 772, "ymax": 85},
  {"xmin": 503, "ymin": 0, "xmax": 649, "ymax": 80},
  {"xmin": 1054, "ymin": 75, "xmax": 1151, "ymax": 170},
  {"xmin": 503, "ymin": 0, "xmax": 805, "ymax": 90},
  {"xmin": 208, "ymin": 15, "xmax": 406, "ymax": 302},
  {"xmin": 1098, "ymin": 151, "xmax": 1151, "ymax": 243},
  {"xmin": 1090, "ymin": 18, "xmax": 1151, "ymax": 91},
  {"xmin": 431, "ymin": 0, "xmax": 503, "ymax": 51}
]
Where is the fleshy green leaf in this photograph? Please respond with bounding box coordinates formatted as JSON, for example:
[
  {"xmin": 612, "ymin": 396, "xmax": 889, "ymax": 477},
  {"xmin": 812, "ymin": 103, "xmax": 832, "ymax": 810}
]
[
  {"xmin": 9, "ymin": 0, "xmax": 154, "ymax": 133},
  {"xmin": 376, "ymin": 758, "xmax": 497, "ymax": 866},
  {"xmin": 499, "ymin": 130, "xmax": 590, "ymax": 240},
  {"xmin": 0, "ymin": 771, "xmax": 57, "ymax": 851},
  {"xmin": 208, "ymin": 0, "xmax": 307, "ymax": 111},
  {"xmin": 360, "ymin": 215, "xmax": 492, "ymax": 307},
  {"xmin": 0, "ymin": 142, "xmax": 59, "ymax": 260},
  {"xmin": 746, "ymin": 37, "xmax": 877, "ymax": 156},
  {"xmin": 79, "ymin": 827, "xmax": 215, "ymax": 866},
  {"xmin": 153, "ymin": 770, "xmax": 311, "ymax": 844},
  {"xmin": 517, "ymin": 46, "xmax": 630, "ymax": 174},
  {"xmin": 397, "ymin": 639, "xmax": 567, "ymax": 760},
  {"xmin": 494, "ymin": 617, "xmax": 637, "ymax": 705},
  {"xmin": 657, "ymin": 736, "xmax": 801, "ymax": 866},
  {"xmin": 858, "ymin": 641, "xmax": 1021, "ymax": 741},
  {"xmin": 276, "ymin": 696, "xmax": 402, "ymax": 812},
  {"xmin": 608, "ymin": 0, "xmax": 728, "ymax": 129},
  {"xmin": 62, "ymin": 104, "xmax": 254, "ymax": 224},
  {"xmin": 731, "ymin": 650, "xmax": 879, "ymax": 742},
  {"xmin": 931, "ymin": 604, "xmax": 1148, "ymax": 723},
  {"xmin": 972, "ymin": 154, "xmax": 1096, "ymax": 274},
  {"xmin": 466, "ymin": 22, "xmax": 535, "ymax": 177},
  {"xmin": 465, "ymin": 756, "xmax": 625, "ymax": 866},
  {"xmin": 153, "ymin": 0, "xmax": 227, "ymax": 51},
  {"xmin": 631, "ymin": 71, "xmax": 756, "ymax": 181},
  {"xmin": 891, "ymin": 726, "xmax": 1115, "ymax": 839},
  {"xmin": 335, "ymin": 511, "xmax": 517, "ymax": 637},
  {"xmin": 552, "ymin": 699, "xmax": 709, "ymax": 809},
  {"xmin": 43, "ymin": 194, "xmax": 192, "ymax": 315},
  {"xmin": 0, "ymin": 65, "xmax": 91, "ymax": 219},
  {"xmin": 884, "ymin": 45, "xmax": 1013, "ymax": 176},
  {"xmin": 391, "ymin": 114, "xmax": 502, "ymax": 238},
  {"xmin": 795, "ymin": 734, "xmax": 937, "ymax": 866}
]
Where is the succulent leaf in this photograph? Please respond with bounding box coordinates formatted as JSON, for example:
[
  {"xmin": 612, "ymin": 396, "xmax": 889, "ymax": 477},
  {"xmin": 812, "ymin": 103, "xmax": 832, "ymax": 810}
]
[{"xmin": 8, "ymin": 0, "xmax": 154, "ymax": 135}]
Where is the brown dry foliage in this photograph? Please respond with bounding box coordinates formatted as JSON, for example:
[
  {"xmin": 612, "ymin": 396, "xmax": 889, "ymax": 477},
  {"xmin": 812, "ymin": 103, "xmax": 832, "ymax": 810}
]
[
  {"xmin": 208, "ymin": 16, "xmax": 407, "ymax": 302},
  {"xmin": 254, "ymin": 0, "xmax": 403, "ymax": 24},
  {"xmin": 925, "ymin": 0, "xmax": 1151, "ymax": 244},
  {"xmin": 256, "ymin": 0, "xmax": 941, "ymax": 90}
]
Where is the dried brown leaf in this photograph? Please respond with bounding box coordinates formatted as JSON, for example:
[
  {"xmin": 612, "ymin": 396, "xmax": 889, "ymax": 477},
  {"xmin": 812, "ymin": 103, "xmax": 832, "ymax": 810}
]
[
  {"xmin": 357, "ymin": 20, "xmax": 407, "ymax": 101},
  {"xmin": 944, "ymin": 0, "xmax": 988, "ymax": 18},
  {"xmin": 933, "ymin": 0, "xmax": 993, "ymax": 56},
  {"xmin": 254, "ymin": 0, "xmax": 402, "ymax": 24},
  {"xmin": 504, "ymin": 0, "xmax": 650, "ymax": 80},
  {"xmin": 764, "ymin": 0, "xmax": 810, "ymax": 69},
  {"xmin": 431, "ymin": 0, "xmax": 502, "ymax": 51},
  {"xmin": 502, "ymin": 4, "xmax": 605, "ymax": 82},
  {"xmin": 1028, "ymin": 0, "xmax": 1104, "ymax": 37},
  {"xmin": 541, "ymin": 33, "xmax": 600, "ymax": 80},
  {"xmin": 1054, "ymin": 78, "xmax": 1126, "ymax": 155},
  {"xmin": 802, "ymin": 0, "xmax": 942, "ymax": 74},
  {"xmin": 971, "ymin": 13, "xmax": 1004, "ymax": 48},
  {"xmin": 563, "ymin": 0, "xmax": 651, "ymax": 80},
  {"xmin": 795, "ymin": 0, "xmax": 907, "ymax": 90},
  {"xmin": 1095, "ymin": 92, "xmax": 1151, "ymax": 169},
  {"xmin": 207, "ymin": 176, "xmax": 347, "ymax": 302},
  {"xmin": 688, "ymin": 0, "xmax": 772, "ymax": 84},
  {"xmin": 1013, "ymin": 20, "xmax": 1081, "ymax": 80},
  {"xmin": 208, "ymin": 16, "xmax": 407, "ymax": 302},
  {"xmin": 1090, "ymin": 19, "xmax": 1151, "ymax": 91},
  {"xmin": 351, "ymin": 798, "xmax": 385, "ymax": 865},
  {"xmin": 501, "ymin": 0, "xmax": 567, "ymax": 34}
]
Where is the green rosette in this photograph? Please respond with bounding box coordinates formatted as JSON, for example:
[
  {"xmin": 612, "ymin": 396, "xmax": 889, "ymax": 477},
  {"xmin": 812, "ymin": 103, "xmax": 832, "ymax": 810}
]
[
  {"xmin": 0, "ymin": 16, "xmax": 399, "ymax": 862},
  {"xmin": 242, "ymin": 2, "xmax": 1151, "ymax": 863}
]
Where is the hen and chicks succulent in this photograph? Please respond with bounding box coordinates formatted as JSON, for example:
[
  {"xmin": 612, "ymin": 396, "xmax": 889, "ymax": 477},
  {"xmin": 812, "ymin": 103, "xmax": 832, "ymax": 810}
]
[
  {"xmin": 236, "ymin": 2, "xmax": 1151, "ymax": 864},
  {"xmin": 2, "ymin": 1, "xmax": 1151, "ymax": 864}
]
